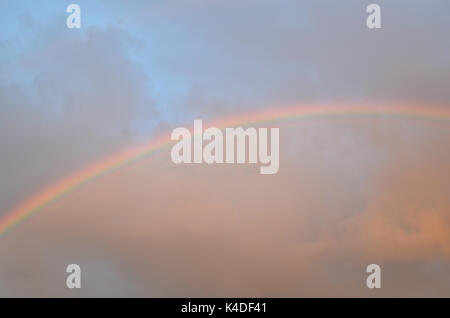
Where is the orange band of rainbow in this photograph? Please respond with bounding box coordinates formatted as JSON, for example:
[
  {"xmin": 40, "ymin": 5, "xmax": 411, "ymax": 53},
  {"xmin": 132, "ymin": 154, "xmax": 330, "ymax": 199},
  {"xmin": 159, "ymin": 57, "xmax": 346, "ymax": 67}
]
[{"xmin": 1, "ymin": 103, "xmax": 449, "ymax": 236}]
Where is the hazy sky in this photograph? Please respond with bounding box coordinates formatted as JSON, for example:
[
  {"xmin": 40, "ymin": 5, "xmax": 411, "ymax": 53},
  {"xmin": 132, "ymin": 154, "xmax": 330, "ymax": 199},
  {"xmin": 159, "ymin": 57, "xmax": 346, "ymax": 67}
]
[{"xmin": 0, "ymin": 0, "xmax": 449, "ymax": 296}]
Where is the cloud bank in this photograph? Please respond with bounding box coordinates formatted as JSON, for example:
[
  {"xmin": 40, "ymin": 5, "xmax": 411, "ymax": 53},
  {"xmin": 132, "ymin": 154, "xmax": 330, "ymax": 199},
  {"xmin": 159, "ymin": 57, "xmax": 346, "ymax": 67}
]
[
  {"xmin": 0, "ymin": 0, "xmax": 449, "ymax": 297},
  {"xmin": 1, "ymin": 117, "xmax": 448, "ymax": 297}
]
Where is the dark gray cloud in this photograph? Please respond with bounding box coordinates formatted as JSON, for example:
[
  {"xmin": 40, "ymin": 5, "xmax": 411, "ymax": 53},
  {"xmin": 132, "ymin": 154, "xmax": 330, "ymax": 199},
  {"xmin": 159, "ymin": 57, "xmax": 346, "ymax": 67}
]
[
  {"xmin": 0, "ymin": 24, "xmax": 156, "ymax": 213},
  {"xmin": 126, "ymin": 0, "xmax": 450, "ymax": 117}
]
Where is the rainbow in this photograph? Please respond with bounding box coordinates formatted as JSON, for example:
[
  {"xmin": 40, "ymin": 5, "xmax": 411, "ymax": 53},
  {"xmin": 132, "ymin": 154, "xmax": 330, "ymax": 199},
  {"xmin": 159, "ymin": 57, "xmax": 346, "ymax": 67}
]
[{"xmin": 0, "ymin": 103, "xmax": 449, "ymax": 236}]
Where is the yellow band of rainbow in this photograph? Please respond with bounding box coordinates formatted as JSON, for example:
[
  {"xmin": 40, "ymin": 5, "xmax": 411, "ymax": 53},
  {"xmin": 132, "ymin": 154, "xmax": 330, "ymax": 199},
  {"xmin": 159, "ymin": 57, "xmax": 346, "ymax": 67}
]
[{"xmin": 1, "ymin": 103, "xmax": 449, "ymax": 236}]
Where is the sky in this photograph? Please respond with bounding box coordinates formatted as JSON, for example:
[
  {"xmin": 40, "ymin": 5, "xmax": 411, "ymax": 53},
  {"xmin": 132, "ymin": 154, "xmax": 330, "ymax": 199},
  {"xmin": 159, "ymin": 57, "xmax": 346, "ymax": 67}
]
[{"xmin": 0, "ymin": 0, "xmax": 449, "ymax": 297}]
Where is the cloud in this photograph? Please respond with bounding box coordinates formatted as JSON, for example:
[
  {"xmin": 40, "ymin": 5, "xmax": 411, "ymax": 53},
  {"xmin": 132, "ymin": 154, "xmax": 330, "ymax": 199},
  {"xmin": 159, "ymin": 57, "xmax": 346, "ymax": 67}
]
[
  {"xmin": 0, "ymin": 23, "xmax": 156, "ymax": 214},
  {"xmin": 123, "ymin": 0, "xmax": 450, "ymax": 117},
  {"xmin": 1, "ymin": 1, "xmax": 449, "ymax": 297},
  {"xmin": 1, "ymin": 116, "xmax": 448, "ymax": 297}
]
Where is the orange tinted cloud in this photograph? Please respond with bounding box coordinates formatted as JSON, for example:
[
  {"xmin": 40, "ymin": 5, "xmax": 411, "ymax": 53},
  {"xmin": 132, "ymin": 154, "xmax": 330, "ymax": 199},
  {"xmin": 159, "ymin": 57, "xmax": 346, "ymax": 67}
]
[{"xmin": 0, "ymin": 117, "xmax": 449, "ymax": 297}]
